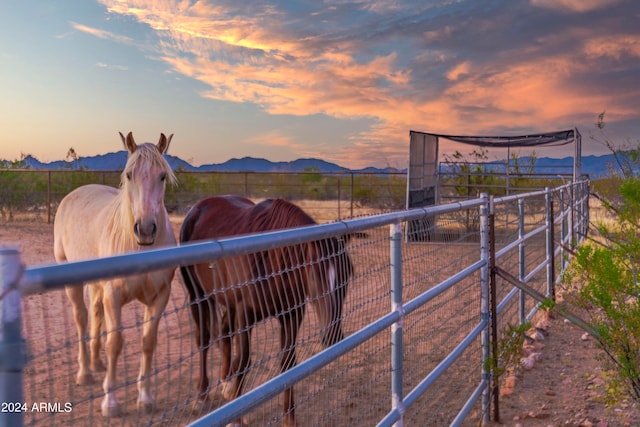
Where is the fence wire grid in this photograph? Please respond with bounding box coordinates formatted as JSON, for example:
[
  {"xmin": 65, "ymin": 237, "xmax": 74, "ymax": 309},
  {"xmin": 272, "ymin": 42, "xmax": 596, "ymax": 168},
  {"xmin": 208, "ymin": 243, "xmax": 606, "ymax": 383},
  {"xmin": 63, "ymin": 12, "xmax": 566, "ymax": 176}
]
[{"xmin": 0, "ymin": 180, "xmax": 589, "ymax": 427}]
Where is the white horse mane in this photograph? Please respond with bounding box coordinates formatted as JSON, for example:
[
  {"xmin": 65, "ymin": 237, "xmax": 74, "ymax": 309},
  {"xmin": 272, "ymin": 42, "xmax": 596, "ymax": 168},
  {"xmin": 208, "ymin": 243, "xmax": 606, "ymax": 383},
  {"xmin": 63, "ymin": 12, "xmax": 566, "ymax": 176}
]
[{"xmin": 106, "ymin": 143, "xmax": 176, "ymax": 252}]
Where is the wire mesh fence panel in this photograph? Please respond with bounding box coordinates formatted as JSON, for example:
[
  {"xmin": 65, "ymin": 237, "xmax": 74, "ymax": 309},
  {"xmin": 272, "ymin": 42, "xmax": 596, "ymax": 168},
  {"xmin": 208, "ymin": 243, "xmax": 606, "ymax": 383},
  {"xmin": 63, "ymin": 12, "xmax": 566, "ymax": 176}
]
[
  {"xmin": 0, "ymin": 180, "xmax": 589, "ymax": 427},
  {"xmin": 0, "ymin": 170, "xmax": 407, "ymax": 224}
]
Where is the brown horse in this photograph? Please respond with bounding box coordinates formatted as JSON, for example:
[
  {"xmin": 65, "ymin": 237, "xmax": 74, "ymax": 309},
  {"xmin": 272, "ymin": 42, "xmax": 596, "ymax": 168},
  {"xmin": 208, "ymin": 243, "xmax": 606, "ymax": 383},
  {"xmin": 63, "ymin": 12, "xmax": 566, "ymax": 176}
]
[{"xmin": 179, "ymin": 195, "xmax": 354, "ymax": 427}]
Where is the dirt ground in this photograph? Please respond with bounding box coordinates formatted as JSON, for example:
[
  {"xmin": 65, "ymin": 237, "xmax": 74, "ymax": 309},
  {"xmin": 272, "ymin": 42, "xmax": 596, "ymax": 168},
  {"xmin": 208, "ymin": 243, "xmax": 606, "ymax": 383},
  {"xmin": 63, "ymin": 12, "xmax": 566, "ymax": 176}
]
[
  {"xmin": 489, "ymin": 306, "xmax": 640, "ymax": 427},
  {"xmin": 2, "ymin": 220, "xmax": 640, "ymax": 426}
]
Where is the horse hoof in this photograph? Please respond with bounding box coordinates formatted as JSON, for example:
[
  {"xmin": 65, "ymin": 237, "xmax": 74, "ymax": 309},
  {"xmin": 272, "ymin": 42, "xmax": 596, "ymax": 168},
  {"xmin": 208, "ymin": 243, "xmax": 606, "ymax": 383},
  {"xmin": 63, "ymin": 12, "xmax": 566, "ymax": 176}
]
[
  {"xmin": 190, "ymin": 396, "xmax": 211, "ymax": 411},
  {"xmin": 76, "ymin": 373, "xmax": 93, "ymax": 386},
  {"xmin": 101, "ymin": 403, "xmax": 120, "ymax": 418},
  {"xmin": 137, "ymin": 401, "xmax": 154, "ymax": 414}
]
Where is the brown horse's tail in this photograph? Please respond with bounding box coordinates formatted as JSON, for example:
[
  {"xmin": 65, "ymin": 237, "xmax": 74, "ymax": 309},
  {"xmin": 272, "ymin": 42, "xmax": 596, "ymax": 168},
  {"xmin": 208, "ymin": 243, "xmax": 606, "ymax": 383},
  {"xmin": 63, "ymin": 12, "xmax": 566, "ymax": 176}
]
[{"xmin": 179, "ymin": 207, "xmax": 206, "ymax": 303}]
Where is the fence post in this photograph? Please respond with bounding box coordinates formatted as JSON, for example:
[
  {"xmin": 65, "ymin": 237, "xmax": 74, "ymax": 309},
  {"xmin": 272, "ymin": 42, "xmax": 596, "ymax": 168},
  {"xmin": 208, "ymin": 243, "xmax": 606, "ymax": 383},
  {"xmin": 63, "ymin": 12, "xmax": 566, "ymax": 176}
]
[
  {"xmin": 518, "ymin": 198, "xmax": 526, "ymax": 324},
  {"xmin": 337, "ymin": 176, "xmax": 342, "ymax": 220},
  {"xmin": 47, "ymin": 170, "xmax": 52, "ymax": 224},
  {"xmin": 0, "ymin": 248, "xmax": 26, "ymax": 427},
  {"xmin": 569, "ymin": 183, "xmax": 575, "ymax": 250},
  {"xmin": 350, "ymin": 172, "xmax": 354, "ymax": 219},
  {"xmin": 577, "ymin": 180, "xmax": 588, "ymax": 242},
  {"xmin": 560, "ymin": 188, "xmax": 567, "ymax": 273},
  {"xmin": 479, "ymin": 193, "xmax": 492, "ymax": 424},
  {"xmin": 546, "ymin": 188, "xmax": 556, "ymax": 300},
  {"xmin": 390, "ymin": 222, "xmax": 404, "ymax": 427}
]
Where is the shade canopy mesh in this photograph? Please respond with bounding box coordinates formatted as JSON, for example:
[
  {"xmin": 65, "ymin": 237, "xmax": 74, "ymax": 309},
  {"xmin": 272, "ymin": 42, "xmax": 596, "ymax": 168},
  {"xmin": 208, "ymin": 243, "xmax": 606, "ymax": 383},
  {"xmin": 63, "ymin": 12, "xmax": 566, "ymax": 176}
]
[{"xmin": 411, "ymin": 129, "xmax": 575, "ymax": 148}]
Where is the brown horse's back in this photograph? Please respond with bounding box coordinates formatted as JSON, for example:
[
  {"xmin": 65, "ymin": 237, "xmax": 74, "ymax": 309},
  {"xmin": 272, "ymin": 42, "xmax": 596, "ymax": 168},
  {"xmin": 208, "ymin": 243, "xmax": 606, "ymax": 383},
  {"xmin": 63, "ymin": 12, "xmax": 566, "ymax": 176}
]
[{"xmin": 180, "ymin": 195, "xmax": 315, "ymax": 243}]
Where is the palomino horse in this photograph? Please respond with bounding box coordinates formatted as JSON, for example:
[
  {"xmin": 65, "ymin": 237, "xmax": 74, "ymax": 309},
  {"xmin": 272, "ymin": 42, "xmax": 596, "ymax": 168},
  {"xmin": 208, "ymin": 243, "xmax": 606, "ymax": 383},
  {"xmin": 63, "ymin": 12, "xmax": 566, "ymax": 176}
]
[
  {"xmin": 180, "ymin": 195, "xmax": 354, "ymax": 427},
  {"xmin": 53, "ymin": 132, "xmax": 177, "ymax": 417}
]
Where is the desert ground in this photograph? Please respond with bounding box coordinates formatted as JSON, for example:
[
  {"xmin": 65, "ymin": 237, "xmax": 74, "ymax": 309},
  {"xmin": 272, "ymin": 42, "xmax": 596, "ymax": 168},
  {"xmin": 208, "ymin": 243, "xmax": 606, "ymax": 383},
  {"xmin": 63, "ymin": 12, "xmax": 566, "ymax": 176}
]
[{"xmin": 2, "ymin": 208, "xmax": 639, "ymax": 426}]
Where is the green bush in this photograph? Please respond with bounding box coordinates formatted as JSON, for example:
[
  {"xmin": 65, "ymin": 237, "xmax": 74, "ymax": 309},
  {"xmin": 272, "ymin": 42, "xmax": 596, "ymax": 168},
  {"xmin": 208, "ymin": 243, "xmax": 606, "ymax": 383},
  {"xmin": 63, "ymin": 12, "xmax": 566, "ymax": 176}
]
[{"xmin": 568, "ymin": 178, "xmax": 640, "ymax": 399}]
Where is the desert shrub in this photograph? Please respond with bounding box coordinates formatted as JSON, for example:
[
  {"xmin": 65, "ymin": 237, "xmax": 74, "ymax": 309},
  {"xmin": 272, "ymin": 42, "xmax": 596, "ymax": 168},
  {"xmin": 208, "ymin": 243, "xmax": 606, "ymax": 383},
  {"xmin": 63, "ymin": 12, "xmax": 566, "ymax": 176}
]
[
  {"xmin": 441, "ymin": 148, "xmax": 507, "ymax": 199},
  {"xmin": 566, "ymin": 177, "xmax": 640, "ymax": 399}
]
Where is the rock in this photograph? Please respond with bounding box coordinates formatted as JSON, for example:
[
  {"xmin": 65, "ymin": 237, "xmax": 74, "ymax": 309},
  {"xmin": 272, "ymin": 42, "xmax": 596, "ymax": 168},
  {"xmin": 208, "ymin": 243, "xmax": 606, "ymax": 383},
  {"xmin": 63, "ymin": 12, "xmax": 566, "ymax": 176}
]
[
  {"xmin": 500, "ymin": 386, "xmax": 514, "ymax": 397},
  {"xmin": 504, "ymin": 374, "xmax": 518, "ymax": 388},
  {"xmin": 521, "ymin": 356, "xmax": 535, "ymax": 370}
]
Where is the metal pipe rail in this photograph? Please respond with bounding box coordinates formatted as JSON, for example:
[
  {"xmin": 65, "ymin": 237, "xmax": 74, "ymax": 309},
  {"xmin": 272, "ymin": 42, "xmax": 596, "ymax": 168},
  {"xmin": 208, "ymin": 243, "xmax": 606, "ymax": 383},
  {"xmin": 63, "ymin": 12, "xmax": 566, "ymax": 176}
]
[{"xmin": 0, "ymin": 180, "xmax": 589, "ymax": 427}]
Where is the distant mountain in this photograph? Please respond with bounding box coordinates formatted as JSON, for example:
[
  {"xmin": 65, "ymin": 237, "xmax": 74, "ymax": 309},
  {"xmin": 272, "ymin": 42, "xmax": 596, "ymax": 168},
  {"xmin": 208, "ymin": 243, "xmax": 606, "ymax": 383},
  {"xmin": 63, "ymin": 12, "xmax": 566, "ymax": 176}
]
[
  {"xmin": 0, "ymin": 151, "xmax": 626, "ymax": 177},
  {"xmin": 9, "ymin": 152, "xmax": 396, "ymax": 174}
]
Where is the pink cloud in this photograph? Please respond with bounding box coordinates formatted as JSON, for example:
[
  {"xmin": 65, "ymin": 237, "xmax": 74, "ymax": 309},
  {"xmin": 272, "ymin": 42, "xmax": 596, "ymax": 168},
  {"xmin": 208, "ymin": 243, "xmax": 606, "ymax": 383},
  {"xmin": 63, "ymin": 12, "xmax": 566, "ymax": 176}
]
[{"xmin": 87, "ymin": 0, "xmax": 639, "ymax": 168}]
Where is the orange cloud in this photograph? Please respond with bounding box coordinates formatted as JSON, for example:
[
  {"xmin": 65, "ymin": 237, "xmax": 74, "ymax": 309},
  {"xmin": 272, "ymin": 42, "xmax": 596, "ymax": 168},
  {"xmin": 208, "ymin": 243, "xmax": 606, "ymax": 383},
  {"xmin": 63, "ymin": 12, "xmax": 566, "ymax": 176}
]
[
  {"xmin": 88, "ymin": 1, "xmax": 639, "ymax": 168},
  {"xmin": 530, "ymin": 0, "xmax": 623, "ymax": 13},
  {"xmin": 583, "ymin": 35, "xmax": 640, "ymax": 60},
  {"xmin": 70, "ymin": 21, "xmax": 134, "ymax": 45}
]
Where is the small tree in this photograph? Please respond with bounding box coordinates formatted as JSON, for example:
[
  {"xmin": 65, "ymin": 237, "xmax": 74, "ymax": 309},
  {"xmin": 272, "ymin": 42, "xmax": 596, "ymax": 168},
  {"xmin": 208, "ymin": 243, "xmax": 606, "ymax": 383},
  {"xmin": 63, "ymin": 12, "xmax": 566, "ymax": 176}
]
[
  {"xmin": 66, "ymin": 147, "xmax": 80, "ymax": 162},
  {"xmin": 591, "ymin": 112, "xmax": 640, "ymax": 179},
  {"xmin": 442, "ymin": 147, "xmax": 506, "ymax": 198},
  {"xmin": 569, "ymin": 178, "xmax": 640, "ymax": 399},
  {"xmin": 0, "ymin": 153, "xmax": 30, "ymax": 220},
  {"xmin": 566, "ymin": 113, "xmax": 640, "ymax": 399}
]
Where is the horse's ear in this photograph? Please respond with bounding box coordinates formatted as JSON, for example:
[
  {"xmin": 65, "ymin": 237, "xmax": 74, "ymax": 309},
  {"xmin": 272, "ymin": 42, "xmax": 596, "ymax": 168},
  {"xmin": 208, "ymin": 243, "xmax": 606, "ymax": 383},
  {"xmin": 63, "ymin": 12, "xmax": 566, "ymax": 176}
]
[
  {"xmin": 120, "ymin": 131, "xmax": 137, "ymax": 153},
  {"xmin": 157, "ymin": 133, "xmax": 173, "ymax": 154}
]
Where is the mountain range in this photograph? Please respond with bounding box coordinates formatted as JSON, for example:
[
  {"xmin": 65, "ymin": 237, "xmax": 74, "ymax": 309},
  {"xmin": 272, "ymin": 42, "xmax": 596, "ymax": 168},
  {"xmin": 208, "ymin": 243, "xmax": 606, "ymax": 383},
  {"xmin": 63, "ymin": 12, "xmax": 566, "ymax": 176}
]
[
  {"xmin": 11, "ymin": 152, "xmax": 396, "ymax": 174},
  {"xmin": 0, "ymin": 151, "xmax": 626, "ymax": 177}
]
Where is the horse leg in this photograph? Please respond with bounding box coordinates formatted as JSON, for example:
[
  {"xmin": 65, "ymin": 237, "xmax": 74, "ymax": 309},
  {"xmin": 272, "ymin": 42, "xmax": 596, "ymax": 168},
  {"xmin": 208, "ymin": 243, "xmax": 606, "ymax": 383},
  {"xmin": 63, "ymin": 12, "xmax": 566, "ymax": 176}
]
[
  {"xmin": 188, "ymin": 297, "xmax": 214, "ymax": 401},
  {"xmin": 65, "ymin": 284, "xmax": 92, "ymax": 385},
  {"xmin": 101, "ymin": 284, "xmax": 124, "ymax": 417},
  {"xmin": 224, "ymin": 307, "xmax": 252, "ymax": 427},
  {"xmin": 279, "ymin": 309, "xmax": 304, "ymax": 427},
  {"xmin": 137, "ymin": 283, "xmax": 170, "ymax": 413},
  {"xmin": 89, "ymin": 284, "xmax": 106, "ymax": 372},
  {"xmin": 219, "ymin": 306, "xmax": 234, "ymax": 400}
]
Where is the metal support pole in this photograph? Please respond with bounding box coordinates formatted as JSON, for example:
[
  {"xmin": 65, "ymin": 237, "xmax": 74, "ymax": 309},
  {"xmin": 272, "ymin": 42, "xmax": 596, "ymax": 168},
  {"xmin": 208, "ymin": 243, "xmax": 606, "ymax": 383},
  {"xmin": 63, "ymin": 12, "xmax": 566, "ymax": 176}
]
[
  {"xmin": 583, "ymin": 180, "xmax": 590, "ymax": 241},
  {"xmin": 390, "ymin": 222, "xmax": 404, "ymax": 427},
  {"xmin": 487, "ymin": 198, "xmax": 500, "ymax": 422},
  {"xmin": 560, "ymin": 188, "xmax": 567, "ymax": 272},
  {"xmin": 479, "ymin": 193, "xmax": 491, "ymax": 424},
  {"xmin": 569, "ymin": 183, "xmax": 575, "ymax": 250},
  {"xmin": 350, "ymin": 172, "xmax": 355, "ymax": 219},
  {"xmin": 546, "ymin": 189, "xmax": 556, "ymax": 300},
  {"xmin": 518, "ymin": 198, "xmax": 526, "ymax": 324},
  {"xmin": 0, "ymin": 248, "xmax": 26, "ymax": 427},
  {"xmin": 47, "ymin": 170, "xmax": 52, "ymax": 224}
]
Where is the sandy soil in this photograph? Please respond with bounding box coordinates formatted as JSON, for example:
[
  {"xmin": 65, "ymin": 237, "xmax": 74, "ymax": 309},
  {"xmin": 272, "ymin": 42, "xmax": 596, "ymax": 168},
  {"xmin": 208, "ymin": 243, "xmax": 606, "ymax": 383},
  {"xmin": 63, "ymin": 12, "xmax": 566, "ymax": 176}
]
[
  {"xmin": 2, "ymin": 220, "xmax": 639, "ymax": 427},
  {"xmin": 488, "ymin": 306, "xmax": 640, "ymax": 427}
]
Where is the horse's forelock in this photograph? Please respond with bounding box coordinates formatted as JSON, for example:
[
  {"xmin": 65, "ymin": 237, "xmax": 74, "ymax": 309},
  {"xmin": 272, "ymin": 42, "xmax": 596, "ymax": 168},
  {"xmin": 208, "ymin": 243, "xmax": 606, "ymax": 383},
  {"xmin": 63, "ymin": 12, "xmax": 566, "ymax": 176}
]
[{"xmin": 121, "ymin": 142, "xmax": 176, "ymax": 187}]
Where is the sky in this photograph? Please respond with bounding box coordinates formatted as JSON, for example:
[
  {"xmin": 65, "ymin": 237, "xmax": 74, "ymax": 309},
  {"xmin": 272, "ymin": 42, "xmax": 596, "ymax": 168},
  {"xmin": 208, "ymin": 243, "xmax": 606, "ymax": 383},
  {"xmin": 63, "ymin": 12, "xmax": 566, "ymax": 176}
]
[{"xmin": 0, "ymin": 0, "xmax": 638, "ymax": 169}]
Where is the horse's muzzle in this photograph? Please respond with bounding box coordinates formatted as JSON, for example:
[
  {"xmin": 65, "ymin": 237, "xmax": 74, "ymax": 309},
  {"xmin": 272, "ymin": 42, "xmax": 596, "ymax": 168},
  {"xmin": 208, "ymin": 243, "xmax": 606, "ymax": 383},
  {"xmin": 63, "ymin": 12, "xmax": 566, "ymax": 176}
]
[{"xmin": 134, "ymin": 220, "xmax": 157, "ymax": 246}]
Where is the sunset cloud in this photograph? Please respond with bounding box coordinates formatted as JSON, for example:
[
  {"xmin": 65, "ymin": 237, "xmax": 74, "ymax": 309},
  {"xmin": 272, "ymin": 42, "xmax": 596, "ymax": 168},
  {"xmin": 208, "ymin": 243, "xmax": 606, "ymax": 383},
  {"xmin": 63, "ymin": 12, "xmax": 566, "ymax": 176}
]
[
  {"xmin": 530, "ymin": 0, "xmax": 622, "ymax": 13},
  {"xmin": 70, "ymin": 21, "xmax": 134, "ymax": 45},
  {"xmin": 72, "ymin": 0, "xmax": 640, "ymax": 167}
]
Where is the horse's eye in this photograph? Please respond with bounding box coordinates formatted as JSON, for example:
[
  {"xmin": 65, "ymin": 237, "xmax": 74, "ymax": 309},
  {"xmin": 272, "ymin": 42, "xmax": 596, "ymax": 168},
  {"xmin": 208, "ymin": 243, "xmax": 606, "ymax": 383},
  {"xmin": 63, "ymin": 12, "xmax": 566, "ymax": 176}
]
[
  {"xmin": 126, "ymin": 172, "xmax": 132, "ymax": 181},
  {"xmin": 160, "ymin": 173, "xmax": 167, "ymax": 182}
]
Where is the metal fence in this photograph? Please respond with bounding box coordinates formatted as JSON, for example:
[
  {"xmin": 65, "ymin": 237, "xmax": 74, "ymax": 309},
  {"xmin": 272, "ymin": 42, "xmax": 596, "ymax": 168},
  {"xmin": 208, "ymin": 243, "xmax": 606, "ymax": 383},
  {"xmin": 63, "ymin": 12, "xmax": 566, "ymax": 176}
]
[
  {"xmin": 0, "ymin": 170, "xmax": 406, "ymax": 223},
  {"xmin": 0, "ymin": 180, "xmax": 589, "ymax": 426}
]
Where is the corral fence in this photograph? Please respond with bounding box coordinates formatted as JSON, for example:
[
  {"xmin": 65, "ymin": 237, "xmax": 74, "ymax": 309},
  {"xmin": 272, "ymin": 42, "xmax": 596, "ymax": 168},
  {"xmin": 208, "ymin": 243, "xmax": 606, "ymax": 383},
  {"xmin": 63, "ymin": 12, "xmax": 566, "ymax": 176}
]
[
  {"xmin": 0, "ymin": 167, "xmax": 579, "ymax": 225},
  {"xmin": 0, "ymin": 180, "xmax": 588, "ymax": 426},
  {"xmin": 0, "ymin": 170, "xmax": 407, "ymax": 223}
]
